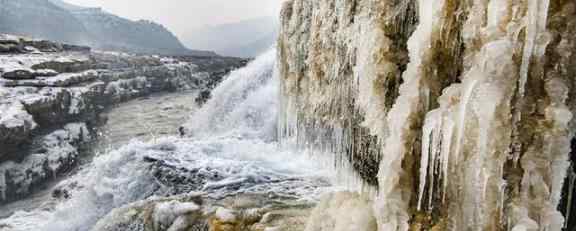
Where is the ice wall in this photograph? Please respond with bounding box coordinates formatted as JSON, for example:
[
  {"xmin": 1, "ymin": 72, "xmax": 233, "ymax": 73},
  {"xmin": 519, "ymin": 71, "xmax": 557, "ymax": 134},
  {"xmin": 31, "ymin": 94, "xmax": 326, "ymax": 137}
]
[{"xmin": 278, "ymin": 0, "xmax": 575, "ymax": 230}]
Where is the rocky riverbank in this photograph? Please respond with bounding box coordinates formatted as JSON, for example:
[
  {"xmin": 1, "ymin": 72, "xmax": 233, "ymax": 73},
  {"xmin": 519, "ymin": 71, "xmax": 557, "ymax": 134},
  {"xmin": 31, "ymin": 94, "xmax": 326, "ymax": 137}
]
[{"xmin": 0, "ymin": 34, "xmax": 247, "ymax": 203}]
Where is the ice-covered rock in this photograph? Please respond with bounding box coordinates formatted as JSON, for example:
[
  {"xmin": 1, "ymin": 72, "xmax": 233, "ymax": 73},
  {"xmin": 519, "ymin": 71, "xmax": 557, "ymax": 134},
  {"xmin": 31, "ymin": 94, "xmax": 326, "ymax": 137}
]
[
  {"xmin": 91, "ymin": 192, "xmax": 313, "ymax": 231},
  {"xmin": 1, "ymin": 68, "xmax": 35, "ymax": 80},
  {"xmin": 30, "ymin": 57, "xmax": 92, "ymax": 73},
  {"xmin": 0, "ymin": 101, "xmax": 37, "ymax": 153},
  {"xmin": 304, "ymin": 192, "xmax": 377, "ymax": 231},
  {"xmin": 0, "ymin": 122, "xmax": 91, "ymax": 202},
  {"xmin": 278, "ymin": 0, "xmax": 575, "ymax": 230},
  {"xmin": 1, "ymin": 68, "xmax": 59, "ymax": 80},
  {"xmin": 0, "ymin": 34, "xmax": 91, "ymax": 55},
  {"xmin": 3, "ymin": 70, "xmax": 98, "ymax": 87},
  {"xmin": 90, "ymin": 193, "xmax": 205, "ymax": 231}
]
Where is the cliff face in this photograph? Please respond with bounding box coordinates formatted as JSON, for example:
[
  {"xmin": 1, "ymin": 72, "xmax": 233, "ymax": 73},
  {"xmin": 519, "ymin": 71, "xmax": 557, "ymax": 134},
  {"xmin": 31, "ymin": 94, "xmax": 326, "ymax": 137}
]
[{"xmin": 278, "ymin": 0, "xmax": 575, "ymax": 230}]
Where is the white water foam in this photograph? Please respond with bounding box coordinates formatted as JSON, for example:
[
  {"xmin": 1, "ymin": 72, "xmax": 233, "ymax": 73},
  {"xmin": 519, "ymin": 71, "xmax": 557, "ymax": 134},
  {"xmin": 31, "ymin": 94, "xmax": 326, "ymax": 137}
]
[{"xmin": 0, "ymin": 49, "xmax": 333, "ymax": 231}]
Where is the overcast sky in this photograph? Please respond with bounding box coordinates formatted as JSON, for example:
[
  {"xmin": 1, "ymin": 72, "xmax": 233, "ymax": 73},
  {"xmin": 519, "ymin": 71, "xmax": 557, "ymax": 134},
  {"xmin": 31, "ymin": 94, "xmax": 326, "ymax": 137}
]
[{"xmin": 63, "ymin": 0, "xmax": 284, "ymax": 37}]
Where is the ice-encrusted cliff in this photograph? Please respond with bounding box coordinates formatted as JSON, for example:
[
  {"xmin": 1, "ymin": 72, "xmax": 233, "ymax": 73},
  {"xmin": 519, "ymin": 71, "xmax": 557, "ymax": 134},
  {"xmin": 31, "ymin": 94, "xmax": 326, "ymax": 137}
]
[{"xmin": 278, "ymin": 0, "xmax": 575, "ymax": 230}]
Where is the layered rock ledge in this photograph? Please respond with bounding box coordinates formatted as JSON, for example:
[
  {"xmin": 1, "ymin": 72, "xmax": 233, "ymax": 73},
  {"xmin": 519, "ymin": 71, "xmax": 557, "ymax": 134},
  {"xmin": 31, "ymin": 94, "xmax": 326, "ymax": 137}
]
[{"xmin": 0, "ymin": 34, "xmax": 247, "ymax": 203}]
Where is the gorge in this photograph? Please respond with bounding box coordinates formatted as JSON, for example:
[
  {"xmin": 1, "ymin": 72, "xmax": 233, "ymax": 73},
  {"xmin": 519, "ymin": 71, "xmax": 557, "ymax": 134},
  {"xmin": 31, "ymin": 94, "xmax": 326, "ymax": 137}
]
[{"xmin": 0, "ymin": 0, "xmax": 574, "ymax": 230}]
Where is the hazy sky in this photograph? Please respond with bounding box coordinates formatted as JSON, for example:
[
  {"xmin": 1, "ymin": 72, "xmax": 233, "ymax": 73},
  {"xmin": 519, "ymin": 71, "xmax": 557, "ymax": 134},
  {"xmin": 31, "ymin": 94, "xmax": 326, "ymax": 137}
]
[{"xmin": 63, "ymin": 0, "xmax": 284, "ymax": 37}]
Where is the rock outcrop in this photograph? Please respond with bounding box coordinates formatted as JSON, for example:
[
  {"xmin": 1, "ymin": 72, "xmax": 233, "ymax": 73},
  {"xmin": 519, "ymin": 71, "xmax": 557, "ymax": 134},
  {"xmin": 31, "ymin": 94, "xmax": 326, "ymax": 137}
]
[
  {"xmin": 0, "ymin": 122, "xmax": 90, "ymax": 201},
  {"xmin": 0, "ymin": 35, "xmax": 246, "ymax": 203},
  {"xmin": 278, "ymin": 0, "xmax": 575, "ymax": 230}
]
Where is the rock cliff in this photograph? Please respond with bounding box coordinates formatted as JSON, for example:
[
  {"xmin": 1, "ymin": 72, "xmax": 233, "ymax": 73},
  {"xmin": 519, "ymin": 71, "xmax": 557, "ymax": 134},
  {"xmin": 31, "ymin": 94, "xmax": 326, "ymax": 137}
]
[{"xmin": 278, "ymin": 0, "xmax": 575, "ymax": 230}]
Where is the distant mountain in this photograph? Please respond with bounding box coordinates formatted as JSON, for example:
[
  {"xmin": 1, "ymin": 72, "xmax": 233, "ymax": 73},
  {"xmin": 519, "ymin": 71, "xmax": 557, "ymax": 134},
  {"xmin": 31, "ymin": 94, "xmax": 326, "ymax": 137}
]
[
  {"xmin": 48, "ymin": 0, "xmax": 86, "ymax": 11},
  {"xmin": 0, "ymin": 0, "xmax": 215, "ymax": 56},
  {"xmin": 183, "ymin": 17, "xmax": 278, "ymax": 58},
  {"xmin": 70, "ymin": 7, "xmax": 215, "ymax": 56},
  {"xmin": 0, "ymin": 0, "xmax": 92, "ymax": 44}
]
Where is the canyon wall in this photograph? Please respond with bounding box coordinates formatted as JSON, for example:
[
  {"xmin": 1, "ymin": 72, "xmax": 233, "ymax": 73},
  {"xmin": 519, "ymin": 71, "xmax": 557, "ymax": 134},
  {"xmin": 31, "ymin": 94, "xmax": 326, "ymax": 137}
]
[
  {"xmin": 0, "ymin": 35, "xmax": 247, "ymax": 203},
  {"xmin": 278, "ymin": 0, "xmax": 575, "ymax": 230}
]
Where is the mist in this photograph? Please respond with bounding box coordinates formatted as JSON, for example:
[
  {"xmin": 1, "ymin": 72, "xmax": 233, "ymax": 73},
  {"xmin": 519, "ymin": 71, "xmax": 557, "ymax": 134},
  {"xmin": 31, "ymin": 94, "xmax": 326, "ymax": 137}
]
[{"xmin": 61, "ymin": 0, "xmax": 285, "ymax": 38}]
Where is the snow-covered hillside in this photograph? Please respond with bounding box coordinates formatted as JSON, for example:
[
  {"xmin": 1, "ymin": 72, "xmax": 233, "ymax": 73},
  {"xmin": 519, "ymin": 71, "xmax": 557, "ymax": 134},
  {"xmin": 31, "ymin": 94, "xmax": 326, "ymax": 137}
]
[{"xmin": 0, "ymin": 0, "xmax": 214, "ymax": 56}]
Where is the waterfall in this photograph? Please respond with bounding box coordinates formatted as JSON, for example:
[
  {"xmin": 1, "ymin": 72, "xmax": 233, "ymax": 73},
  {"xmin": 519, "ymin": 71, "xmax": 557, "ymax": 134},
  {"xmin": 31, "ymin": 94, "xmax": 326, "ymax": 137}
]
[
  {"xmin": 185, "ymin": 48, "xmax": 278, "ymax": 139},
  {"xmin": 0, "ymin": 49, "xmax": 333, "ymax": 231}
]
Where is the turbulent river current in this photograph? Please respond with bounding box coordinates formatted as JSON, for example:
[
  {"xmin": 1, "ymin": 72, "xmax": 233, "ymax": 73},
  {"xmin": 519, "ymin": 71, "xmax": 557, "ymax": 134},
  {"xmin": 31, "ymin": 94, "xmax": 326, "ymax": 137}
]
[
  {"xmin": 0, "ymin": 91, "xmax": 199, "ymax": 219},
  {"xmin": 0, "ymin": 49, "xmax": 334, "ymax": 230}
]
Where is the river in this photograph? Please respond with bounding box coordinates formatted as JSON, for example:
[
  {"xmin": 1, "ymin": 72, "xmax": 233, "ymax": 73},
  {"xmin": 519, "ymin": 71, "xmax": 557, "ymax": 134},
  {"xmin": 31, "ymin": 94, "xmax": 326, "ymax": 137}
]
[{"xmin": 0, "ymin": 91, "xmax": 198, "ymax": 219}]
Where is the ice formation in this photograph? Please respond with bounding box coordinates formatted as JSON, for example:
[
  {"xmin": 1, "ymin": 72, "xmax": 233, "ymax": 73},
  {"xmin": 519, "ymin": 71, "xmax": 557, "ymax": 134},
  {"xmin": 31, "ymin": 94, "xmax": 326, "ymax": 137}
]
[
  {"xmin": 304, "ymin": 192, "xmax": 377, "ymax": 231},
  {"xmin": 0, "ymin": 122, "xmax": 91, "ymax": 202},
  {"xmin": 278, "ymin": 0, "xmax": 575, "ymax": 230},
  {"xmin": 0, "ymin": 101, "xmax": 36, "ymax": 130}
]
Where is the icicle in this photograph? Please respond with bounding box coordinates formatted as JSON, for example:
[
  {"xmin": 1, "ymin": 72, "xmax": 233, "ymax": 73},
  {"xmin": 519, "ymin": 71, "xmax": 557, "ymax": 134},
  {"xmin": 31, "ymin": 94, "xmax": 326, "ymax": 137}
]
[
  {"xmin": 375, "ymin": 0, "xmax": 448, "ymax": 228},
  {"xmin": 417, "ymin": 110, "xmax": 438, "ymax": 210},
  {"xmin": 417, "ymin": 109, "xmax": 444, "ymax": 211},
  {"xmin": 473, "ymin": 83, "xmax": 503, "ymax": 219},
  {"xmin": 518, "ymin": 0, "xmax": 551, "ymax": 99},
  {"xmin": 440, "ymin": 114, "xmax": 454, "ymax": 202},
  {"xmin": 453, "ymin": 78, "xmax": 479, "ymax": 163},
  {"xmin": 428, "ymin": 113, "xmax": 443, "ymax": 211}
]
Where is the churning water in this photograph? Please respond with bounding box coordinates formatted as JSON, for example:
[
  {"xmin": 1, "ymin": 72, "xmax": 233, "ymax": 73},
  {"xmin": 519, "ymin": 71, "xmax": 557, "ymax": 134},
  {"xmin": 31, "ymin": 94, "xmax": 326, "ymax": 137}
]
[{"xmin": 0, "ymin": 49, "xmax": 333, "ymax": 231}]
